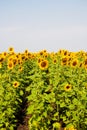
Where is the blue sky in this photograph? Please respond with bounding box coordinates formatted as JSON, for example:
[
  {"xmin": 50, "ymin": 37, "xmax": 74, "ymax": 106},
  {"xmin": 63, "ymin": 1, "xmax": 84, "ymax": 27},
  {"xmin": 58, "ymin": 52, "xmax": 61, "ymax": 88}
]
[{"xmin": 0, "ymin": 0, "xmax": 87, "ymax": 52}]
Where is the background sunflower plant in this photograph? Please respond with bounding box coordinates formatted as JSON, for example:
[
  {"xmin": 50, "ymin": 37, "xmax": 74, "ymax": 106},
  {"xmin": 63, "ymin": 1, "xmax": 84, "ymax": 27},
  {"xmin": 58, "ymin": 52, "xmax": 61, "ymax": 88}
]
[
  {"xmin": 25, "ymin": 50, "xmax": 87, "ymax": 130},
  {"xmin": 0, "ymin": 48, "xmax": 87, "ymax": 130}
]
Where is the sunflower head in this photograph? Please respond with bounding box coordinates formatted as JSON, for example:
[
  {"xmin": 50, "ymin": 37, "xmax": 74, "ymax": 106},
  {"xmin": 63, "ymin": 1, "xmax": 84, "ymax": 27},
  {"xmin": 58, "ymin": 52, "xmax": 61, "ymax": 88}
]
[
  {"xmin": 50, "ymin": 52, "xmax": 55, "ymax": 58},
  {"xmin": 53, "ymin": 58, "xmax": 57, "ymax": 64},
  {"xmin": 7, "ymin": 61, "xmax": 14, "ymax": 70},
  {"xmin": 13, "ymin": 81, "xmax": 20, "ymax": 88},
  {"xmin": 21, "ymin": 54, "xmax": 26, "ymax": 61},
  {"xmin": 61, "ymin": 56, "xmax": 68, "ymax": 65},
  {"xmin": 64, "ymin": 84, "xmax": 72, "ymax": 91},
  {"xmin": 27, "ymin": 52, "xmax": 32, "ymax": 58},
  {"xmin": 58, "ymin": 49, "xmax": 64, "ymax": 55},
  {"xmin": 8, "ymin": 55, "xmax": 14, "ymax": 62},
  {"xmin": 43, "ymin": 53, "xmax": 48, "ymax": 58},
  {"xmin": 71, "ymin": 59, "xmax": 78, "ymax": 67},
  {"xmin": 0, "ymin": 56, "xmax": 5, "ymax": 63},
  {"xmin": 19, "ymin": 66, "xmax": 23, "ymax": 72},
  {"xmin": 63, "ymin": 50, "xmax": 69, "ymax": 56},
  {"xmin": 8, "ymin": 47, "xmax": 14, "ymax": 53},
  {"xmin": 38, "ymin": 59, "xmax": 48, "ymax": 70},
  {"xmin": 38, "ymin": 58, "xmax": 44, "ymax": 63},
  {"xmin": 18, "ymin": 58, "xmax": 23, "ymax": 65},
  {"xmin": 2, "ymin": 52, "xmax": 8, "ymax": 57},
  {"xmin": 24, "ymin": 49, "xmax": 29, "ymax": 54},
  {"xmin": 84, "ymin": 58, "xmax": 87, "ymax": 66},
  {"xmin": 79, "ymin": 62, "xmax": 84, "ymax": 68},
  {"xmin": 38, "ymin": 50, "xmax": 46, "ymax": 57},
  {"xmin": 12, "ymin": 57, "xmax": 18, "ymax": 65}
]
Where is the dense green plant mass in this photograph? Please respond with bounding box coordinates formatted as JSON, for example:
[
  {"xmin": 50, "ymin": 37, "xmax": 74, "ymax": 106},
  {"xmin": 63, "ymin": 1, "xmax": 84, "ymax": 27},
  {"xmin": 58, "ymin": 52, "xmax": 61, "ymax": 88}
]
[
  {"xmin": 26, "ymin": 56, "xmax": 87, "ymax": 130},
  {"xmin": 0, "ymin": 48, "xmax": 87, "ymax": 130}
]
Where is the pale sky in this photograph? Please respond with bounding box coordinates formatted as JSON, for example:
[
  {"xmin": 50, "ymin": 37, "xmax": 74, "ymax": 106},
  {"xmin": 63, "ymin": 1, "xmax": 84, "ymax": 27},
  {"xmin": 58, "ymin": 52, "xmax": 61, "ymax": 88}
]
[{"xmin": 0, "ymin": 0, "xmax": 87, "ymax": 53}]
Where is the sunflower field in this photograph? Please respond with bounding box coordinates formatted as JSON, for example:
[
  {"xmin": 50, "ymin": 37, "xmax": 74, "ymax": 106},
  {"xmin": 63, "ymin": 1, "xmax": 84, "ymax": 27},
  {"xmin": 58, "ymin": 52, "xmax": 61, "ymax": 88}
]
[{"xmin": 0, "ymin": 47, "xmax": 87, "ymax": 130}]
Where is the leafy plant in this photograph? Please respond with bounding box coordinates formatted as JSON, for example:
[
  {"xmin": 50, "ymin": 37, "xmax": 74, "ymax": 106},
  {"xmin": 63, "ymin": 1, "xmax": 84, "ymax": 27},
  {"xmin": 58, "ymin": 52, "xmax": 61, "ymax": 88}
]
[{"xmin": 0, "ymin": 48, "xmax": 87, "ymax": 130}]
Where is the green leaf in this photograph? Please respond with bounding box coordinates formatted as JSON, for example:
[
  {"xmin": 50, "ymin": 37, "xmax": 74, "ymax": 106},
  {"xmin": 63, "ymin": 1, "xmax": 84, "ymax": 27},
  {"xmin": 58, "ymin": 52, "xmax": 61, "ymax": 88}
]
[
  {"xmin": 5, "ymin": 122, "xmax": 9, "ymax": 127},
  {"xmin": 62, "ymin": 116, "xmax": 67, "ymax": 121},
  {"xmin": 69, "ymin": 104, "xmax": 75, "ymax": 110},
  {"xmin": 27, "ymin": 105, "xmax": 35, "ymax": 114},
  {"xmin": 19, "ymin": 90, "xmax": 24, "ymax": 96},
  {"xmin": 66, "ymin": 123, "xmax": 73, "ymax": 129},
  {"xmin": 43, "ymin": 111, "xmax": 47, "ymax": 117},
  {"xmin": 72, "ymin": 98, "xmax": 78, "ymax": 105},
  {"xmin": 60, "ymin": 102, "xmax": 65, "ymax": 108},
  {"xmin": 54, "ymin": 112, "xmax": 59, "ymax": 117},
  {"xmin": 66, "ymin": 111, "xmax": 71, "ymax": 117}
]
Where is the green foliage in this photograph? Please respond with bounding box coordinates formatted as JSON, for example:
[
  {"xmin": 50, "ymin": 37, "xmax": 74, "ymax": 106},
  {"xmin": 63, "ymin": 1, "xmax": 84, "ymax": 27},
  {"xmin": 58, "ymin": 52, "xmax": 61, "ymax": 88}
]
[
  {"xmin": 0, "ymin": 49, "xmax": 87, "ymax": 130},
  {"xmin": 25, "ymin": 57, "xmax": 87, "ymax": 130},
  {"xmin": 0, "ymin": 64, "xmax": 24, "ymax": 129}
]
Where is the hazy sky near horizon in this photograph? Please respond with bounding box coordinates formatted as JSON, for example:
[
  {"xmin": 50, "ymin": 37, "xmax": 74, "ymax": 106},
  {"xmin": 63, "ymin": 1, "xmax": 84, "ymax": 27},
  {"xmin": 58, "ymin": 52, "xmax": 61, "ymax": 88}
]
[{"xmin": 0, "ymin": 0, "xmax": 87, "ymax": 52}]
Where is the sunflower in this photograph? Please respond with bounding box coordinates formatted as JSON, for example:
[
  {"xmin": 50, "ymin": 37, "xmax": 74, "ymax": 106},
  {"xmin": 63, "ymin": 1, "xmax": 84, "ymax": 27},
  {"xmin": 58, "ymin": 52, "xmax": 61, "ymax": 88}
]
[
  {"xmin": 24, "ymin": 49, "xmax": 29, "ymax": 54},
  {"xmin": 38, "ymin": 59, "xmax": 48, "ymax": 70},
  {"xmin": 39, "ymin": 50, "xmax": 44, "ymax": 56},
  {"xmin": 84, "ymin": 58, "xmax": 87, "ymax": 66},
  {"xmin": 21, "ymin": 54, "xmax": 26, "ymax": 61},
  {"xmin": 50, "ymin": 52, "xmax": 55, "ymax": 58},
  {"xmin": 37, "ymin": 57, "xmax": 44, "ymax": 63},
  {"xmin": 53, "ymin": 58, "xmax": 57, "ymax": 64},
  {"xmin": 16, "ymin": 53, "xmax": 21, "ymax": 58},
  {"xmin": 24, "ymin": 54, "xmax": 29, "ymax": 61},
  {"xmin": 61, "ymin": 56, "xmax": 68, "ymax": 65},
  {"xmin": 43, "ymin": 53, "xmax": 48, "ymax": 58},
  {"xmin": 18, "ymin": 58, "xmax": 23, "ymax": 65},
  {"xmin": 13, "ymin": 81, "xmax": 20, "ymax": 88},
  {"xmin": 43, "ymin": 49, "xmax": 47, "ymax": 53},
  {"xmin": 85, "ymin": 52, "xmax": 87, "ymax": 56},
  {"xmin": 8, "ymin": 47, "xmax": 14, "ymax": 53},
  {"xmin": 19, "ymin": 66, "xmax": 23, "ymax": 72},
  {"xmin": 12, "ymin": 57, "xmax": 18, "ymax": 65},
  {"xmin": 7, "ymin": 61, "xmax": 14, "ymax": 69},
  {"xmin": 27, "ymin": 52, "xmax": 32, "ymax": 58},
  {"xmin": 2, "ymin": 52, "xmax": 8, "ymax": 57},
  {"xmin": 70, "ymin": 59, "xmax": 78, "ymax": 67},
  {"xmin": 8, "ymin": 55, "xmax": 14, "ymax": 61},
  {"xmin": 79, "ymin": 62, "xmax": 84, "ymax": 68},
  {"xmin": 64, "ymin": 84, "xmax": 72, "ymax": 91},
  {"xmin": 58, "ymin": 49, "xmax": 64, "ymax": 55},
  {"xmin": 63, "ymin": 50, "xmax": 69, "ymax": 56},
  {"xmin": 0, "ymin": 56, "xmax": 4, "ymax": 63},
  {"xmin": 84, "ymin": 64, "xmax": 87, "ymax": 70},
  {"xmin": 78, "ymin": 50, "xmax": 85, "ymax": 57},
  {"xmin": 30, "ymin": 54, "xmax": 36, "ymax": 59},
  {"xmin": 69, "ymin": 52, "xmax": 77, "ymax": 58}
]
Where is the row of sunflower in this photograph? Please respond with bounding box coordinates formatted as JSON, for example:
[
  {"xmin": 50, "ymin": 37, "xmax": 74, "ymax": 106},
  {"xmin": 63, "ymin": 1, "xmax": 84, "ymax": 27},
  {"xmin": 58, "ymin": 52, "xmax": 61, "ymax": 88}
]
[{"xmin": 0, "ymin": 47, "xmax": 87, "ymax": 130}]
